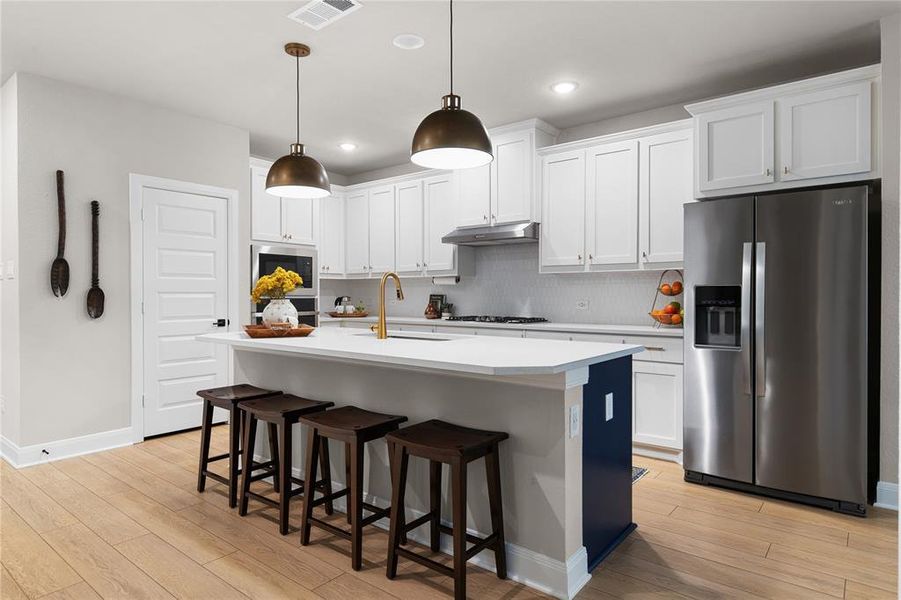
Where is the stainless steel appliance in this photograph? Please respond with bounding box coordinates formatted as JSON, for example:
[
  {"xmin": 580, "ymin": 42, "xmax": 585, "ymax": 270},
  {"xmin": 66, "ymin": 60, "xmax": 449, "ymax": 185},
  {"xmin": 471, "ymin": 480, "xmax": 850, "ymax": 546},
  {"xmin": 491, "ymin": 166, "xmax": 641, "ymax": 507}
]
[
  {"xmin": 683, "ymin": 182, "xmax": 879, "ymax": 515},
  {"xmin": 251, "ymin": 244, "xmax": 318, "ymax": 326},
  {"xmin": 442, "ymin": 222, "xmax": 539, "ymax": 246}
]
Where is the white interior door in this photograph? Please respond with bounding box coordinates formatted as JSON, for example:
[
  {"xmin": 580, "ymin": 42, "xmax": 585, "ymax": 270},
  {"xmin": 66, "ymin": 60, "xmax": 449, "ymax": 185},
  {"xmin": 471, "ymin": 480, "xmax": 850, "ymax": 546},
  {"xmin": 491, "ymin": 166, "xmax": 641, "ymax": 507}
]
[{"xmin": 142, "ymin": 185, "xmax": 230, "ymax": 436}]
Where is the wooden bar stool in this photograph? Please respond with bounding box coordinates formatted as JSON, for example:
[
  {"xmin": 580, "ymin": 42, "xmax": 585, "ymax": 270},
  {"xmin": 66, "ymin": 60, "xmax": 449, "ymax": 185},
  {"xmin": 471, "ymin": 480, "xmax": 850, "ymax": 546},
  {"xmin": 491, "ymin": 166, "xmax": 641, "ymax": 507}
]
[
  {"xmin": 385, "ymin": 420, "xmax": 509, "ymax": 600},
  {"xmin": 238, "ymin": 394, "xmax": 335, "ymax": 535},
  {"xmin": 196, "ymin": 384, "xmax": 281, "ymax": 508},
  {"xmin": 298, "ymin": 406, "xmax": 408, "ymax": 571}
]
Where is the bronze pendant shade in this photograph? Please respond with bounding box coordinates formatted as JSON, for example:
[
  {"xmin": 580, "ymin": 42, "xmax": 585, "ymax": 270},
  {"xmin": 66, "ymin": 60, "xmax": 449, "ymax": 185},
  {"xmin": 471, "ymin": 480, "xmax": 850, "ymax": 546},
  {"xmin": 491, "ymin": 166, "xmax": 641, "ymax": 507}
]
[
  {"xmin": 410, "ymin": 0, "xmax": 492, "ymax": 170},
  {"xmin": 267, "ymin": 43, "xmax": 330, "ymax": 199}
]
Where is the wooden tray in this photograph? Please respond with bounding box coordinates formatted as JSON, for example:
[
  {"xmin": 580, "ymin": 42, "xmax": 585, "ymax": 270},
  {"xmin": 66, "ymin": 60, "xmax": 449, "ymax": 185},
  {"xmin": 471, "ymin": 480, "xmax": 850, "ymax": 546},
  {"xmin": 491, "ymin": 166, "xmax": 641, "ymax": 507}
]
[
  {"xmin": 244, "ymin": 324, "xmax": 315, "ymax": 338},
  {"xmin": 327, "ymin": 311, "xmax": 369, "ymax": 318}
]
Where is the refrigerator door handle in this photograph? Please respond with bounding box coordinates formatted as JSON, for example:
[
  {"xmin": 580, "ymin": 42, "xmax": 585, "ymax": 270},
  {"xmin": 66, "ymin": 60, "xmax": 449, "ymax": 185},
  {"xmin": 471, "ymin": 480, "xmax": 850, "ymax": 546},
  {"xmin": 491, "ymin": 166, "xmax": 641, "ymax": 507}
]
[
  {"xmin": 741, "ymin": 242, "xmax": 753, "ymax": 396},
  {"xmin": 755, "ymin": 242, "xmax": 766, "ymax": 397}
]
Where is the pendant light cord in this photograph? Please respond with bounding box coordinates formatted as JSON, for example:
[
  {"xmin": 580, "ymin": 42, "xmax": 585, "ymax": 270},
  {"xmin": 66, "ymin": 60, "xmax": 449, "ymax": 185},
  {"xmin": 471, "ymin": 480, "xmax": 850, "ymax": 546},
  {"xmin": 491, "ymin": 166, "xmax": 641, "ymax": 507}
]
[
  {"xmin": 449, "ymin": 0, "xmax": 454, "ymax": 95},
  {"xmin": 295, "ymin": 54, "xmax": 301, "ymax": 144}
]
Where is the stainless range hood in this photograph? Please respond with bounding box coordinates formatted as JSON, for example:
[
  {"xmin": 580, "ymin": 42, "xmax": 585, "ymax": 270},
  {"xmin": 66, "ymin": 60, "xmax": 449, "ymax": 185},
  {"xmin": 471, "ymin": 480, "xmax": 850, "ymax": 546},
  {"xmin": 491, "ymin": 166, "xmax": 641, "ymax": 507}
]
[{"xmin": 441, "ymin": 222, "xmax": 539, "ymax": 246}]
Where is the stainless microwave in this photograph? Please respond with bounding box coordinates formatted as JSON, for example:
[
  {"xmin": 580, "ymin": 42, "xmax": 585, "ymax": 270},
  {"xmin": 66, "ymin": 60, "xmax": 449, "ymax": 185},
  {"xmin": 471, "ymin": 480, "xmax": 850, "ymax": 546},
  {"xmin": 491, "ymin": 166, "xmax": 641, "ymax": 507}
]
[{"xmin": 251, "ymin": 244, "xmax": 318, "ymax": 325}]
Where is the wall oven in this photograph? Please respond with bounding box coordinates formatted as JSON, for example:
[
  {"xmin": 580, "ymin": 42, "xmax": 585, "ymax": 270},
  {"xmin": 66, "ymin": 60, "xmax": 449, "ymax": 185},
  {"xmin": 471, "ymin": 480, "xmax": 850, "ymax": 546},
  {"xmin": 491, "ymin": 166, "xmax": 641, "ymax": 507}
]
[{"xmin": 251, "ymin": 244, "xmax": 318, "ymax": 326}]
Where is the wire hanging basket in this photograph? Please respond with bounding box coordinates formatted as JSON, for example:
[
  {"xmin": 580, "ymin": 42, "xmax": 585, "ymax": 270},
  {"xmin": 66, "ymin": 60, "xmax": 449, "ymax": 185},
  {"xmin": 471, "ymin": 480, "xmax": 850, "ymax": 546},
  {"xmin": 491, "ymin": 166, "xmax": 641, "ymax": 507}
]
[{"xmin": 649, "ymin": 269, "xmax": 684, "ymax": 327}]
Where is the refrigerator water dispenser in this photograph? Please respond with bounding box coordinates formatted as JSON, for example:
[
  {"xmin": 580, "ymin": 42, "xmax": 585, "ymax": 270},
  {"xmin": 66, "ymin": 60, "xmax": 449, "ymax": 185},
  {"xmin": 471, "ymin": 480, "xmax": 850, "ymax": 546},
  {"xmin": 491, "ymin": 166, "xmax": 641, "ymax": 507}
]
[{"xmin": 694, "ymin": 286, "xmax": 741, "ymax": 349}]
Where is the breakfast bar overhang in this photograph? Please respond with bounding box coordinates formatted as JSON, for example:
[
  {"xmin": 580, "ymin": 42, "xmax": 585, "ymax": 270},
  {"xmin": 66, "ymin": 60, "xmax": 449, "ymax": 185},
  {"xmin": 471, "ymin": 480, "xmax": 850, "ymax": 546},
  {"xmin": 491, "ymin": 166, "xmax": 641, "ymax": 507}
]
[{"xmin": 199, "ymin": 328, "xmax": 643, "ymax": 599}]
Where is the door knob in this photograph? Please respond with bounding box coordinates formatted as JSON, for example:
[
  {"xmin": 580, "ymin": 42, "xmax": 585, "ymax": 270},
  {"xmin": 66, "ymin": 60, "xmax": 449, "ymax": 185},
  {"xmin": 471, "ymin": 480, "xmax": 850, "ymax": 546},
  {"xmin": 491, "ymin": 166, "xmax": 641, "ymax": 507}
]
[
  {"xmin": 765, "ymin": 168, "xmax": 772, "ymax": 176},
  {"xmin": 213, "ymin": 318, "xmax": 229, "ymax": 327}
]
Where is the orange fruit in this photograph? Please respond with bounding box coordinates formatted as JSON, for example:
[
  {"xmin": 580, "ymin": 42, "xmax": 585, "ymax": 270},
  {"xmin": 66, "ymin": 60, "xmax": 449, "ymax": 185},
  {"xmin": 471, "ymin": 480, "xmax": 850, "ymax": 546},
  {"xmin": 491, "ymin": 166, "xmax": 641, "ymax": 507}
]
[
  {"xmin": 660, "ymin": 283, "xmax": 673, "ymax": 295},
  {"xmin": 672, "ymin": 281, "xmax": 683, "ymax": 295},
  {"xmin": 671, "ymin": 314, "xmax": 683, "ymax": 325}
]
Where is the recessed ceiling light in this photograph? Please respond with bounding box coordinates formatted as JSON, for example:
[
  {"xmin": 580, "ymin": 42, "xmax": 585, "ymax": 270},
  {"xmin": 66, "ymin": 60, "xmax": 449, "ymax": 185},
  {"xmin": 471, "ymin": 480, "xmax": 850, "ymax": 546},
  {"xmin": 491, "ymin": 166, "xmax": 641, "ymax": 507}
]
[
  {"xmin": 551, "ymin": 81, "xmax": 579, "ymax": 95},
  {"xmin": 393, "ymin": 33, "xmax": 425, "ymax": 50},
  {"xmin": 339, "ymin": 142, "xmax": 357, "ymax": 151}
]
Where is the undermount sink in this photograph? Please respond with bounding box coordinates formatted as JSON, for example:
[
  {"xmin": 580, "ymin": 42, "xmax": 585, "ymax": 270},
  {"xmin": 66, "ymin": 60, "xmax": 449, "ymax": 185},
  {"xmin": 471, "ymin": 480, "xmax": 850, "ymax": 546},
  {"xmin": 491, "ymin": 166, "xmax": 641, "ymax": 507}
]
[{"xmin": 354, "ymin": 332, "xmax": 453, "ymax": 342}]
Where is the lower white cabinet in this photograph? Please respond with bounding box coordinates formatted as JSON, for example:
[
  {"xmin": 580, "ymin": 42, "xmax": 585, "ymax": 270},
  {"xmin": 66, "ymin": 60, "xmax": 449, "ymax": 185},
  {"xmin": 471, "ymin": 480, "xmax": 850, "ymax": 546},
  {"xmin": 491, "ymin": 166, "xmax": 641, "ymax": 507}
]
[{"xmin": 632, "ymin": 360, "xmax": 683, "ymax": 450}]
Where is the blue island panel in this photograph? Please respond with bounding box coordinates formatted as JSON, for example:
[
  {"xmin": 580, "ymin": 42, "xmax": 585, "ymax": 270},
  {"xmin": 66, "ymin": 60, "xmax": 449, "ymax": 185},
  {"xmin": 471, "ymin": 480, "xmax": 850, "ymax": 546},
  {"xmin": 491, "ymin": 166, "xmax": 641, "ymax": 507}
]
[{"xmin": 582, "ymin": 356, "xmax": 636, "ymax": 571}]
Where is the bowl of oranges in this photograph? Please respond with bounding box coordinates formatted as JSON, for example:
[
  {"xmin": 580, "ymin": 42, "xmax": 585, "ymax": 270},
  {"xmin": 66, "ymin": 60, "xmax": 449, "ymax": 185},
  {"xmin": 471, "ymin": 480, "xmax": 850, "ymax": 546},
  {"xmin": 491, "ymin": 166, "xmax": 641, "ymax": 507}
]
[
  {"xmin": 649, "ymin": 270, "xmax": 685, "ymax": 327},
  {"xmin": 650, "ymin": 303, "xmax": 684, "ymax": 325}
]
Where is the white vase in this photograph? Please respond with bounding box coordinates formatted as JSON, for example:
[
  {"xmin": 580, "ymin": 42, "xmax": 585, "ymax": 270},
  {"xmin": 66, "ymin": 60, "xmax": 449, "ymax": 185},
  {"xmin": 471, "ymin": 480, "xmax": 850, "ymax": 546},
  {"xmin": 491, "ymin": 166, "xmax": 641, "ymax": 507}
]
[{"xmin": 262, "ymin": 298, "xmax": 298, "ymax": 327}]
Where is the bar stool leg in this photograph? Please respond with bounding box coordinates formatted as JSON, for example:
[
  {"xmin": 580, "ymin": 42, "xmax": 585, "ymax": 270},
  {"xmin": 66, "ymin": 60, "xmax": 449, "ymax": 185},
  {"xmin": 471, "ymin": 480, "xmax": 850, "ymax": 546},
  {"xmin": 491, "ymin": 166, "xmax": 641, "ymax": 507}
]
[
  {"xmin": 344, "ymin": 442, "xmax": 352, "ymax": 524},
  {"xmin": 278, "ymin": 418, "xmax": 293, "ymax": 535},
  {"xmin": 267, "ymin": 422, "xmax": 280, "ymax": 492},
  {"xmin": 429, "ymin": 460, "xmax": 442, "ymax": 552},
  {"xmin": 318, "ymin": 437, "xmax": 334, "ymax": 515},
  {"xmin": 299, "ymin": 427, "xmax": 320, "ymax": 546},
  {"xmin": 197, "ymin": 399, "xmax": 213, "ymax": 493},
  {"xmin": 239, "ymin": 413, "xmax": 258, "ymax": 515},
  {"xmin": 485, "ymin": 445, "xmax": 507, "ymax": 579},
  {"xmin": 228, "ymin": 406, "xmax": 242, "ymax": 508},
  {"xmin": 451, "ymin": 459, "xmax": 468, "ymax": 600},
  {"xmin": 349, "ymin": 439, "xmax": 365, "ymax": 571},
  {"xmin": 386, "ymin": 443, "xmax": 409, "ymax": 579}
]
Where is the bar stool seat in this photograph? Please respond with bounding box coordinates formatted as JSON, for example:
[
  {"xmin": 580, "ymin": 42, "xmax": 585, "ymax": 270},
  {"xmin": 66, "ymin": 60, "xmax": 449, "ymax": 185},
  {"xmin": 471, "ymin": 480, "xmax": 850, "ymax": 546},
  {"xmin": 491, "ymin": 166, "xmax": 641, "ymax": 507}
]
[
  {"xmin": 298, "ymin": 406, "xmax": 408, "ymax": 571},
  {"xmin": 385, "ymin": 420, "xmax": 509, "ymax": 600},
  {"xmin": 196, "ymin": 384, "xmax": 280, "ymax": 508},
  {"xmin": 238, "ymin": 394, "xmax": 334, "ymax": 535}
]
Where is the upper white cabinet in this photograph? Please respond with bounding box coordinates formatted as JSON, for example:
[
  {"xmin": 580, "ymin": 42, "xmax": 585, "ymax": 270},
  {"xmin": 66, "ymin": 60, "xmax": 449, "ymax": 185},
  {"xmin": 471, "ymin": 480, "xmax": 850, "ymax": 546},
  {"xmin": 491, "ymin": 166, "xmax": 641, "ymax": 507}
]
[
  {"xmin": 250, "ymin": 164, "xmax": 317, "ymax": 246},
  {"xmin": 539, "ymin": 121, "xmax": 693, "ymax": 272},
  {"xmin": 687, "ymin": 65, "xmax": 879, "ymax": 196},
  {"xmin": 344, "ymin": 190, "xmax": 370, "ymax": 276},
  {"xmin": 367, "ymin": 185, "xmax": 396, "ymax": 274},
  {"xmin": 395, "ymin": 180, "xmax": 424, "ymax": 275},
  {"xmin": 423, "ymin": 174, "xmax": 458, "ymax": 274},
  {"xmin": 455, "ymin": 120, "xmax": 558, "ymax": 228},
  {"xmin": 696, "ymin": 102, "xmax": 775, "ymax": 191},
  {"xmin": 639, "ymin": 129, "xmax": 693, "ymax": 264},
  {"xmin": 319, "ymin": 194, "xmax": 344, "ymax": 277},
  {"xmin": 778, "ymin": 81, "xmax": 871, "ymax": 181}
]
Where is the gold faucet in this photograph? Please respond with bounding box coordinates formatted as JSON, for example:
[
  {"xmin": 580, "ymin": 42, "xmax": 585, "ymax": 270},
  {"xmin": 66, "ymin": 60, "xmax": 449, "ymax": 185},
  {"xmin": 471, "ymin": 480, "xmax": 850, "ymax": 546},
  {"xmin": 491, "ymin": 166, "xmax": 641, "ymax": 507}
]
[{"xmin": 371, "ymin": 271, "xmax": 404, "ymax": 339}]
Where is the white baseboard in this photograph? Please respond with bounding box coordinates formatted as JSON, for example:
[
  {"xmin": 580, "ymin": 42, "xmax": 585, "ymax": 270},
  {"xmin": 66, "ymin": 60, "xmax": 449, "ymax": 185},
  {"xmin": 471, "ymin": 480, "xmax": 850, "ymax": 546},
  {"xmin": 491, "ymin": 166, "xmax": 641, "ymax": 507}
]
[
  {"xmin": 632, "ymin": 443, "xmax": 683, "ymax": 464},
  {"xmin": 254, "ymin": 453, "xmax": 587, "ymax": 599},
  {"xmin": 875, "ymin": 481, "xmax": 898, "ymax": 510},
  {"xmin": 0, "ymin": 427, "xmax": 134, "ymax": 468}
]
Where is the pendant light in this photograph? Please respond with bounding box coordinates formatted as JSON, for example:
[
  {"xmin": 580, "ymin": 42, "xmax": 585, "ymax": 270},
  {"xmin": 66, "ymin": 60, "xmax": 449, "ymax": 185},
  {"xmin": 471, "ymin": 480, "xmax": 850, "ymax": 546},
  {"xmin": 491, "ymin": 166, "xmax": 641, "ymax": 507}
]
[
  {"xmin": 266, "ymin": 43, "xmax": 330, "ymax": 199},
  {"xmin": 410, "ymin": 0, "xmax": 492, "ymax": 170}
]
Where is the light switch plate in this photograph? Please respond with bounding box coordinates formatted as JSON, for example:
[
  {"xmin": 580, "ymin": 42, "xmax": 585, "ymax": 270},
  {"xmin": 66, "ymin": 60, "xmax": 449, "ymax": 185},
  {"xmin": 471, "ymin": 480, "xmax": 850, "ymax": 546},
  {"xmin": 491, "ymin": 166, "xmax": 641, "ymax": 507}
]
[
  {"xmin": 605, "ymin": 393, "xmax": 614, "ymax": 421},
  {"xmin": 569, "ymin": 404, "xmax": 581, "ymax": 438}
]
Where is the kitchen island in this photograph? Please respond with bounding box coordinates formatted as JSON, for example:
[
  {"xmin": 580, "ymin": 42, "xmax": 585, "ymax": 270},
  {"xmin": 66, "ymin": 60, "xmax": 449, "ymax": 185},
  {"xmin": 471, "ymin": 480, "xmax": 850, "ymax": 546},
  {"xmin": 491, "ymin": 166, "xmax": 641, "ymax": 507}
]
[{"xmin": 199, "ymin": 327, "xmax": 643, "ymax": 599}]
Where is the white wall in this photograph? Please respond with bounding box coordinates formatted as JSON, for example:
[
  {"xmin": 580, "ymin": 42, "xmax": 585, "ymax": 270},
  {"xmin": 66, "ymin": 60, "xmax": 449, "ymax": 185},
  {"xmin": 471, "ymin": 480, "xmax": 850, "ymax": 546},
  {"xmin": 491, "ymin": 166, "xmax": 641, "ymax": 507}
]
[
  {"xmin": 881, "ymin": 14, "xmax": 901, "ymax": 486},
  {"xmin": 6, "ymin": 73, "xmax": 250, "ymax": 448},
  {"xmin": 1, "ymin": 74, "xmax": 21, "ymax": 445}
]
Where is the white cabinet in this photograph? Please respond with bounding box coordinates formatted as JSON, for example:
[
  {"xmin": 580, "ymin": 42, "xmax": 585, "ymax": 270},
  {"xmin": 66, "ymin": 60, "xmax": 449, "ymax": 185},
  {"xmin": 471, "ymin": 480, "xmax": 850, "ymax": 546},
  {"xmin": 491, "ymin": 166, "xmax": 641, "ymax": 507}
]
[
  {"xmin": 455, "ymin": 163, "xmax": 491, "ymax": 227},
  {"xmin": 696, "ymin": 102, "xmax": 775, "ymax": 191},
  {"xmin": 639, "ymin": 129, "xmax": 694, "ymax": 264},
  {"xmin": 455, "ymin": 120, "xmax": 558, "ymax": 228},
  {"xmin": 250, "ymin": 165, "xmax": 317, "ymax": 245},
  {"xmin": 541, "ymin": 150, "xmax": 586, "ymax": 268},
  {"xmin": 492, "ymin": 129, "xmax": 532, "ymax": 225},
  {"xmin": 423, "ymin": 175, "xmax": 457, "ymax": 274},
  {"xmin": 688, "ymin": 65, "xmax": 878, "ymax": 195},
  {"xmin": 632, "ymin": 361, "xmax": 683, "ymax": 450},
  {"xmin": 778, "ymin": 81, "xmax": 871, "ymax": 181},
  {"xmin": 319, "ymin": 194, "xmax": 344, "ymax": 277},
  {"xmin": 367, "ymin": 185, "xmax": 396, "ymax": 274},
  {"xmin": 345, "ymin": 191, "xmax": 370, "ymax": 276},
  {"xmin": 586, "ymin": 140, "xmax": 639, "ymax": 266},
  {"xmin": 395, "ymin": 181, "xmax": 424, "ymax": 275},
  {"xmin": 539, "ymin": 122, "xmax": 692, "ymax": 272}
]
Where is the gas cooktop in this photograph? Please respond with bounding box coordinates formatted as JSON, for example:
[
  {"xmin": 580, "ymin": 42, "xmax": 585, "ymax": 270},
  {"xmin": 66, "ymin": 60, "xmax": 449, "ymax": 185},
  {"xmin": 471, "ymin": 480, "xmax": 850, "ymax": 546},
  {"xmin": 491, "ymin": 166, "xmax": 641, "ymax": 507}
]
[{"xmin": 447, "ymin": 316, "xmax": 549, "ymax": 324}]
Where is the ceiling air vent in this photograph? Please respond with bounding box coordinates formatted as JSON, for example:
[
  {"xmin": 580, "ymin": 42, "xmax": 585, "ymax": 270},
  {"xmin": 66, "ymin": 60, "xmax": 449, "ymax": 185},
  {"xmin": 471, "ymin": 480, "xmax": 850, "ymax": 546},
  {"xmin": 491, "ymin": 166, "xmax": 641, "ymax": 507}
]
[{"xmin": 287, "ymin": 0, "xmax": 362, "ymax": 30}]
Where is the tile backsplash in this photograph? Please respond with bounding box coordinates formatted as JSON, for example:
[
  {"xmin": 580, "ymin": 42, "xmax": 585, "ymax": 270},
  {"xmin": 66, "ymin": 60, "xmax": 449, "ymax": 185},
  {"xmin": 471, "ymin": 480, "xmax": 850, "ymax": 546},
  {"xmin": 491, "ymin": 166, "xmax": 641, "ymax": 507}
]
[{"xmin": 321, "ymin": 244, "xmax": 672, "ymax": 325}]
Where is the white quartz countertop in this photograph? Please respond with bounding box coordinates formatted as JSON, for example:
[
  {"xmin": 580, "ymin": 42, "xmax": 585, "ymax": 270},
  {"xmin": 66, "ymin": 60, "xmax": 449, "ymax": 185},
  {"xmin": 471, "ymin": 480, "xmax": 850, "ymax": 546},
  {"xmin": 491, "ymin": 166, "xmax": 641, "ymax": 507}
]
[
  {"xmin": 319, "ymin": 315, "xmax": 683, "ymax": 338},
  {"xmin": 199, "ymin": 327, "xmax": 643, "ymax": 376}
]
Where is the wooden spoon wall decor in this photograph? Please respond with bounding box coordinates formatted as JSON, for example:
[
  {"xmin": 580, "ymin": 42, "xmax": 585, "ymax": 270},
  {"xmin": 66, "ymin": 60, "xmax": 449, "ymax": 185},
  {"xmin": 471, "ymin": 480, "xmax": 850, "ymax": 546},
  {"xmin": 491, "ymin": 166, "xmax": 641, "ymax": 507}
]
[
  {"xmin": 49, "ymin": 170, "xmax": 70, "ymax": 297},
  {"xmin": 86, "ymin": 200, "xmax": 105, "ymax": 319}
]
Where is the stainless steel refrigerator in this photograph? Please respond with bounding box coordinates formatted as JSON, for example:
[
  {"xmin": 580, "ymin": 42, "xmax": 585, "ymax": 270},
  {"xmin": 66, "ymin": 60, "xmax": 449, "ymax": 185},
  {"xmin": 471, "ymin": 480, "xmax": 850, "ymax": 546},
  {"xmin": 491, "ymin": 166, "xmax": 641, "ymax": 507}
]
[{"xmin": 683, "ymin": 182, "xmax": 879, "ymax": 515}]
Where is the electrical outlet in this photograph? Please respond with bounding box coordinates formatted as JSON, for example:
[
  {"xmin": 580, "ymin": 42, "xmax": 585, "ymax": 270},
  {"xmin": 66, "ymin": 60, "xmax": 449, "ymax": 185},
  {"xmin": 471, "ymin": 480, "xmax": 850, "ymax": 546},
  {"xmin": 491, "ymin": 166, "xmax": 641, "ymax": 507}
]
[
  {"xmin": 605, "ymin": 393, "xmax": 614, "ymax": 421},
  {"xmin": 575, "ymin": 299, "xmax": 589, "ymax": 311},
  {"xmin": 569, "ymin": 405, "xmax": 581, "ymax": 438}
]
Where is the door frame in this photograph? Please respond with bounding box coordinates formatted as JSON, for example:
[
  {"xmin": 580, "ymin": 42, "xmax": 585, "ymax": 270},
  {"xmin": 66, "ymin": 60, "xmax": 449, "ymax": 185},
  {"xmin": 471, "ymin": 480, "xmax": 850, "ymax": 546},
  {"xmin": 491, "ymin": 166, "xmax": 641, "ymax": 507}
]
[{"xmin": 128, "ymin": 174, "xmax": 240, "ymax": 443}]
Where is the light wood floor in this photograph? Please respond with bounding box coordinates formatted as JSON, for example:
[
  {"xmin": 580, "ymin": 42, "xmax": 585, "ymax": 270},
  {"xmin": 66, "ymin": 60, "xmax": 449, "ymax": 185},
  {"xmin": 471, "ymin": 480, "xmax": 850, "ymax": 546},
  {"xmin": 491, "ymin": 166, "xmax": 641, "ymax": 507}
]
[{"xmin": 1, "ymin": 426, "xmax": 896, "ymax": 599}]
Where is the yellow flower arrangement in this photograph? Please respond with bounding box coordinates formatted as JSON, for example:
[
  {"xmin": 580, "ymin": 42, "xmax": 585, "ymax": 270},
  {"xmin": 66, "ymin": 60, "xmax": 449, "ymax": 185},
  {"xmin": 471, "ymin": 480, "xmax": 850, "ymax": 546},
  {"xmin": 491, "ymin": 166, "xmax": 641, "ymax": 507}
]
[{"xmin": 251, "ymin": 267, "xmax": 304, "ymax": 303}]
